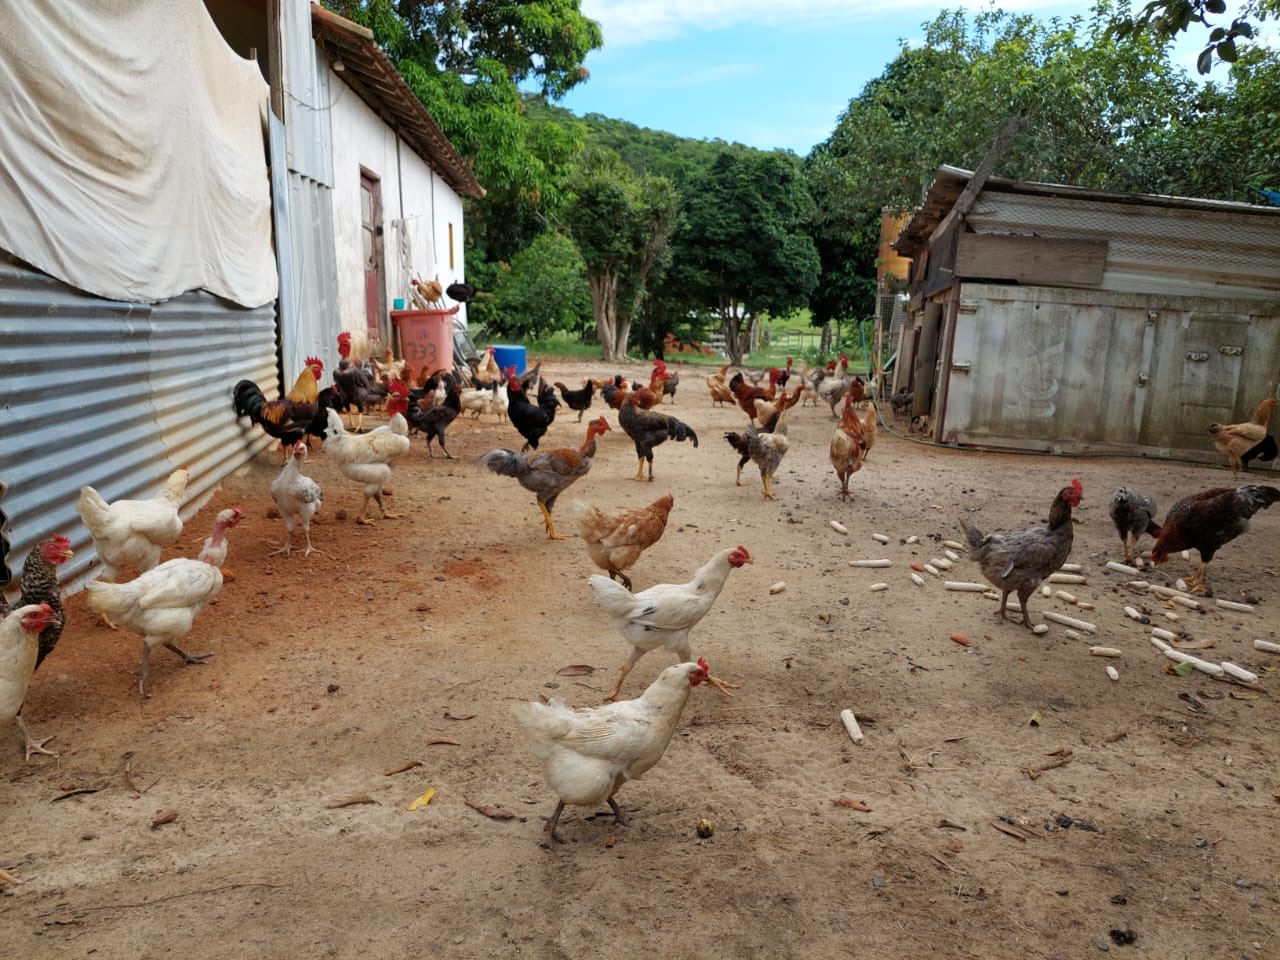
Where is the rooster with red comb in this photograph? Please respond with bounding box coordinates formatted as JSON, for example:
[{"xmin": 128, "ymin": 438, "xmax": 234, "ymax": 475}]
[{"xmin": 959, "ymin": 479, "xmax": 1083, "ymax": 629}]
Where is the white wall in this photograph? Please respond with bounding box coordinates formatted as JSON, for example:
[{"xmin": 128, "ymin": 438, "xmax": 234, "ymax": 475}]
[{"xmin": 327, "ymin": 65, "xmax": 467, "ymax": 359}]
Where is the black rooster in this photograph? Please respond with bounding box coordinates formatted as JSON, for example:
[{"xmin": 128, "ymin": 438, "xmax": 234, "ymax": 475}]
[
  {"xmin": 406, "ymin": 373, "xmax": 463, "ymax": 459},
  {"xmin": 507, "ymin": 375, "xmax": 560, "ymax": 451},
  {"xmin": 618, "ymin": 393, "xmax": 698, "ymax": 481},
  {"xmin": 554, "ymin": 379, "xmax": 596, "ymax": 422},
  {"xmin": 233, "ymin": 380, "xmax": 329, "ymax": 449}
]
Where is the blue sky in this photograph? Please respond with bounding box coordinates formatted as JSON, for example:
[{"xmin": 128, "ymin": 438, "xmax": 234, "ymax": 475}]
[{"xmin": 557, "ymin": 0, "xmax": 1223, "ymax": 156}]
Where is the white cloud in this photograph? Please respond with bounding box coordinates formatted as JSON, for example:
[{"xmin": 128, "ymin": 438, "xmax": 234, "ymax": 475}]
[{"xmin": 581, "ymin": 0, "xmax": 1097, "ymax": 46}]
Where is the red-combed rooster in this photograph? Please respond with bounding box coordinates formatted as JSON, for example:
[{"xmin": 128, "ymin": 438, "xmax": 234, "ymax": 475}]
[
  {"xmin": 1, "ymin": 536, "xmax": 74, "ymax": 671},
  {"xmin": 480, "ymin": 416, "xmax": 611, "ymax": 540},
  {"xmin": 1150, "ymin": 484, "xmax": 1280, "ymax": 594},
  {"xmin": 959, "ymin": 479, "xmax": 1084, "ymax": 629},
  {"xmin": 510, "ymin": 657, "xmax": 735, "ymax": 844},
  {"xmin": 287, "ymin": 356, "xmax": 324, "ymax": 405}
]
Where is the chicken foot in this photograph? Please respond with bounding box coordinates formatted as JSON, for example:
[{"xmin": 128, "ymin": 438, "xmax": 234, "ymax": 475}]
[
  {"xmin": 536, "ymin": 502, "xmax": 569, "ymax": 541},
  {"xmin": 138, "ymin": 641, "xmax": 213, "ymax": 698},
  {"xmin": 997, "ymin": 590, "xmax": 1036, "ymax": 630},
  {"xmin": 631, "ymin": 456, "xmax": 654, "ymax": 482},
  {"xmin": 761, "ymin": 475, "xmax": 778, "ymax": 500},
  {"xmin": 1183, "ymin": 561, "xmax": 1212, "ymax": 594},
  {"xmin": 606, "ymin": 567, "xmax": 634, "ymax": 591},
  {"xmin": 357, "ymin": 492, "xmax": 402, "ymax": 525},
  {"xmin": 16, "ymin": 715, "xmax": 56, "ymax": 761}
]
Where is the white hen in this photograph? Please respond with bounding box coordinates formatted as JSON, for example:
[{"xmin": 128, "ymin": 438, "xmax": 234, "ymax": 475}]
[
  {"xmin": 324, "ymin": 400, "xmax": 410, "ymax": 524},
  {"xmin": 84, "ymin": 509, "xmax": 242, "ymax": 697},
  {"xmin": 76, "ymin": 467, "xmax": 189, "ymax": 581},
  {"xmin": 511, "ymin": 659, "xmax": 732, "ymax": 843},
  {"xmin": 589, "ymin": 545, "xmax": 752, "ymax": 700},
  {"xmin": 0, "ymin": 603, "xmax": 59, "ymax": 760},
  {"xmin": 271, "ymin": 442, "xmax": 323, "ymax": 556}
]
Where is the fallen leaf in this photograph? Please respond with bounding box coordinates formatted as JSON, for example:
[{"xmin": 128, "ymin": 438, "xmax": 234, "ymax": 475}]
[
  {"xmin": 556, "ymin": 664, "xmax": 595, "ymax": 676},
  {"xmin": 832, "ymin": 797, "xmax": 871, "ymax": 812},
  {"xmin": 150, "ymin": 809, "xmax": 178, "ymax": 830},
  {"xmin": 464, "ymin": 798, "xmax": 517, "ymax": 820},
  {"xmin": 603, "ymin": 833, "xmax": 617, "ymax": 848},
  {"xmin": 427, "ymin": 737, "xmax": 461, "ymax": 746},
  {"xmin": 949, "ymin": 632, "xmax": 972, "ymax": 647},
  {"xmin": 1045, "ymin": 747, "xmax": 1073, "ymax": 757},
  {"xmin": 327, "ymin": 793, "xmax": 380, "ymax": 809},
  {"xmin": 383, "ymin": 760, "xmax": 423, "ymax": 777},
  {"xmin": 1028, "ymin": 710, "xmax": 1043, "ymax": 727},
  {"xmin": 444, "ymin": 710, "xmax": 475, "ymax": 721},
  {"xmin": 405, "ymin": 787, "xmax": 435, "ymax": 811},
  {"xmin": 1170, "ymin": 661, "xmax": 1195, "ymax": 676}
]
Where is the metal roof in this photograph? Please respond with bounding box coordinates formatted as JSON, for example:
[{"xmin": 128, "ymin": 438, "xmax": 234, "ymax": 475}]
[
  {"xmin": 893, "ymin": 164, "xmax": 1280, "ymax": 259},
  {"xmin": 309, "ymin": 4, "xmax": 484, "ymax": 199}
]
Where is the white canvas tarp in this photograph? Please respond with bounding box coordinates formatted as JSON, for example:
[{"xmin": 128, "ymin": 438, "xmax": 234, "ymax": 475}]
[{"xmin": 0, "ymin": 2, "xmax": 277, "ymax": 307}]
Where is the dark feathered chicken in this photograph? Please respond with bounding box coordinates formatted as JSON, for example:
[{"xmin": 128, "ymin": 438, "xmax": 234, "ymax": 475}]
[
  {"xmin": 1108, "ymin": 487, "xmax": 1161, "ymax": 564},
  {"xmin": 507, "ymin": 375, "xmax": 560, "ymax": 451},
  {"xmin": 554, "ymin": 379, "xmax": 596, "ymax": 422},
  {"xmin": 233, "ymin": 380, "xmax": 329, "ymax": 449},
  {"xmin": 1150, "ymin": 484, "xmax": 1280, "ymax": 593},
  {"xmin": 333, "ymin": 333, "xmax": 388, "ymax": 432},
  {"xmin": 479, "ymin": 417, "xmax": 610, "ymax": 539},
  {"xmin": 960, "ymin": 479, "xmax": 1083, "ymax": 629},
  {"xmin": 446, "ymin": 281, "xmax": 475, "ymax": 302},
  {"xmin": 406, "ymin": 374, "xmax": 462, "ymax": 458},
  {"xmin": 618, "ymin": 393, "xmax": 698, "ymax": 482}
]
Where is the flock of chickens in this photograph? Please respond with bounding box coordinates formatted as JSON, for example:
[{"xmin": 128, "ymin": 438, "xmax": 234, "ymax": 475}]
[{"xmin": 2, "ymin": 342, "xmax": 1278, "ymax": 845}]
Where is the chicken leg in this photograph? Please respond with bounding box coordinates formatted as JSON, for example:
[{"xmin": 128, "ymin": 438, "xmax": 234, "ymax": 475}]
[
  {"xmin": 138, "ymin": 640, "xmax": 213, "ymax": 698},
  {"xmin": 761, "ymin": 475, "xmax": 777, "ymax": 500},
  {"xmin": 1183, "ymin": 561, "xmax": 1212, "ymax": 594},
  {"xmin": 16, "ymin": 715, "xmax": 56, "ymax": 761},
  {"xmin": 632, "ymin": 456, "xmax": 650, "ymax": 482},
  {"xmin": 536, "ymin": 502, "xmax": 568, "ymax": 541},
  {"xmin": 734, "ymin": 464, "xmax": 745, "ymax": 486}
]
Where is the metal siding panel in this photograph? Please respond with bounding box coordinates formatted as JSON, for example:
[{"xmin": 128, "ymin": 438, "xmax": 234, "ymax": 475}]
[
  {"xmin": 967, "ymin": 194, "xmax": 1280, "ymax": 297},
  {"xmin": 940, "ymin": 283, "xmax": 1280, "ymax": 461},
  {"xmin": 281, "ymin": 0, "xmax": 333, "ymax": 185},
  {"xmin": 280, "ymin": 175, "xmax": 339, "ymax": 382},
  {"xmin": 0, "ymin": 260, "xmax": 276, "ymax": 597}
]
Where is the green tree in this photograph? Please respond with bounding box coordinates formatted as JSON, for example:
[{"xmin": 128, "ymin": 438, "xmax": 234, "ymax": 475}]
[
  {"xmin": 1109, "ymin": 0, "xmax": 1277, "ymax": 73},
  {"xmin": 490, "ymin": 229, "xmax": 592, "ymax": 340},
  {"xmin": 562, "ymin": 150, "xmax": 679, "ymax": 362},
  {"xmin": 323, "ymin": 1, "xmax": 601, "ymax": 262},
  {"xmin": 675, "ymin": 151, "xmax": 820, "ymax": 365}
]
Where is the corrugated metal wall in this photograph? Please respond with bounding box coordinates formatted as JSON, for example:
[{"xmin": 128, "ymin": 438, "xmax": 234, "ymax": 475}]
[
  {"xmin": 967, "ymin": 193, "xmax": 1280, "ymax": 299},
  {"xmin": 0, "ymin": 257, "xmax": 277, "ymax": 597},
  {"xmin": 273, "ymin": 1, "xmax": 339, "ymax": 387},
  {"xmin": 940, "ymin": 283, "xmax": 1280, "ymax": 459}
]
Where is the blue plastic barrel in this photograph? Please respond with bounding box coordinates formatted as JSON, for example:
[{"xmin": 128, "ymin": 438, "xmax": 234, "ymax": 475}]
[{"xmin": 490, "ymin": 344, "xmax": 527, "ymax": 375}]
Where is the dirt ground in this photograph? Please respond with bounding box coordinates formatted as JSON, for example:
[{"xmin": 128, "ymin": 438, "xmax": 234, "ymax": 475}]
[{"xmin": 3, "ymin": 358, "xmax": 1278, "ymax": 959}]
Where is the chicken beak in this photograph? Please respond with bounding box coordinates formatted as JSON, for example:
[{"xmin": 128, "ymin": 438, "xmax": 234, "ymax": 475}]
[{"xmin": 704, "ymin": 673, "xmax": 741, "ymax": 697}]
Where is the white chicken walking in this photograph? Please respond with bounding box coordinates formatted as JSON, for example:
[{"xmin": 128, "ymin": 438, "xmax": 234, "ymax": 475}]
[
  {"xmin": 1, "ymin": 603, "xmax": 60, "ymax": 760},
  {"xmin": 84, "ymin": 508, "xmax": 243, "ymax": 697},
  {"xmin": 271, "ymin": 441, "xmax": 323, "ymax": 556},
  {"xmin": 324, "ymin": 397, "xmax": 410, "ymax": 524},
  {"xmin": 511, "ymin": 658, "xmax": 735, "ymax": 844},
  {"xmin": 589, "ymin": 545, "xmax": 751, "ymax": 700}
]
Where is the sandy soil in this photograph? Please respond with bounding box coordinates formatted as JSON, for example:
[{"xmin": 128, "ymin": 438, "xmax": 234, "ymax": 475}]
[{"xmin": 3, "ymin": 359, "xmax": 1278, "ymax": 960}]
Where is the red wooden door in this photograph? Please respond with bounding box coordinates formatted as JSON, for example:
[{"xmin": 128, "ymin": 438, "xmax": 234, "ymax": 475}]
[{"xmin": 360, "ymin": 170, "xmax": 385, "ymax": 343}]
